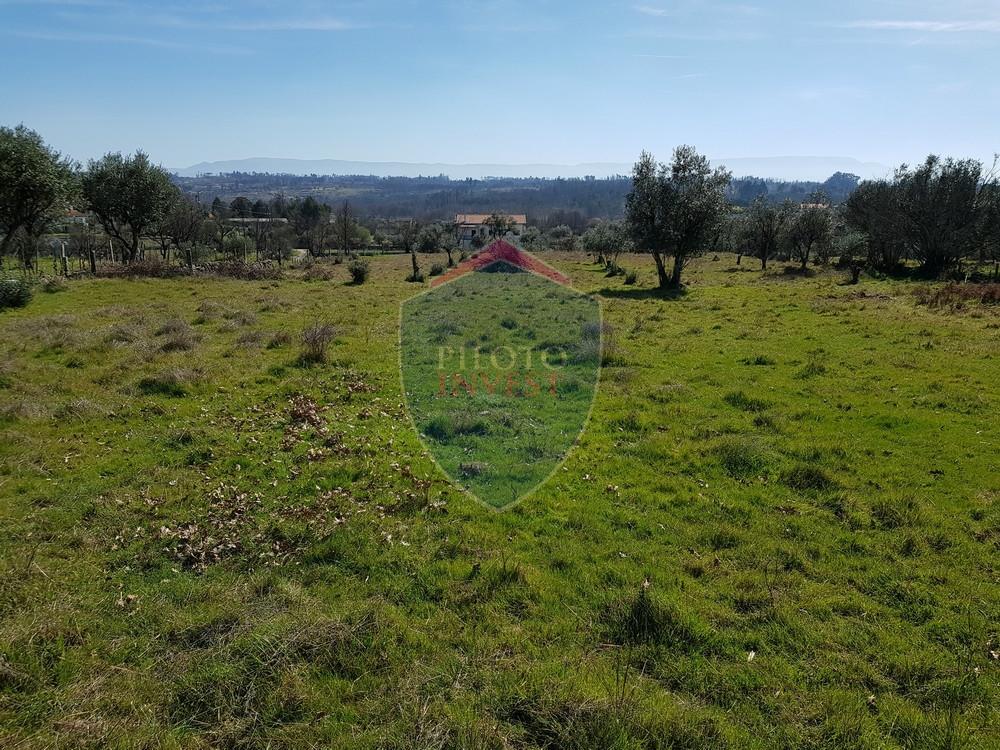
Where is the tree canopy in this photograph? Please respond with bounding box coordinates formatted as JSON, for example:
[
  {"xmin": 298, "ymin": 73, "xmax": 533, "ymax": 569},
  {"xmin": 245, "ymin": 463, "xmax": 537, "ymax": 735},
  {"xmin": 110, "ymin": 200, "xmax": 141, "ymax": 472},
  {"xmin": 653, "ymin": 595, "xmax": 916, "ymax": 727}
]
[
  {"xmin": 625, "ymin": 147, "xmax": 730, "ymax": 288},
  {"xmin": 0, "ymin": 125, "xmax": 76, "ymax": 257},
  {"xmin": 82, "ymin": 151, "xmax": 176, "ymax": 263}
]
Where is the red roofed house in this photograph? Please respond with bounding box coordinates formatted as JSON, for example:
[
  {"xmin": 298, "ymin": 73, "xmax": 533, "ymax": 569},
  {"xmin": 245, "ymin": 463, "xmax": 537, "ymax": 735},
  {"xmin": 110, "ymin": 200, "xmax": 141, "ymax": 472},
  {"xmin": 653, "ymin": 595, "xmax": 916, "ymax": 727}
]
[{"xmin": 455, "ymin": 213, "xmax": 527, "ymax": 248}]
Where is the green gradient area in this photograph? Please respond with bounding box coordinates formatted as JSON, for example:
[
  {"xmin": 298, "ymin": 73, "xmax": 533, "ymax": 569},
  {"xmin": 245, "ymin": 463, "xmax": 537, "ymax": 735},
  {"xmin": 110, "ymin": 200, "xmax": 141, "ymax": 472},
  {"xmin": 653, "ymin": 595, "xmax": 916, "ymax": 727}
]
[{"xmin": 401, "ymin": 262, "xmax": 601, "ymax": 508}]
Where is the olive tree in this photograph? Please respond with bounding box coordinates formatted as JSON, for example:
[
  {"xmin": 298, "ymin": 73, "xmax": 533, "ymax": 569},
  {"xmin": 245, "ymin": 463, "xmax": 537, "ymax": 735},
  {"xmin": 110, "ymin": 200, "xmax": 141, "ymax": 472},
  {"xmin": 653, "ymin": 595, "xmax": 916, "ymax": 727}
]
[
  {"xmin": 82, "ymin": 151, "xmax": 175, "ymax": 263},
  {"xmin": 785, "ymin": 203, "xmax": 832, "ymax": 271},
  {"xmin": 582, "ymin": 220, "xmax": 629, "ymax": 271},
  {"xmin": 744, "ymin": 197, "xmax": 794, "ymax": 270},
  {"xmin": 0, "ymin": 125, "xmax": 76, "ymax": 266},
  {"xmin": 625, "ymin": 147, "xmax": 730, "ymax": 288}
]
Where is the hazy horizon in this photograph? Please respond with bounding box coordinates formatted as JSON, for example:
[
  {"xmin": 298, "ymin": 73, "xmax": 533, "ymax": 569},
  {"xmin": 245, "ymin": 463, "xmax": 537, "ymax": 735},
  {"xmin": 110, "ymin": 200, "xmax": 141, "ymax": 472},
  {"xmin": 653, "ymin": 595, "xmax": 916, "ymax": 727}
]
[{"xmin": 2, "ymin": 0, "xmax": 998, "ymax": 170}]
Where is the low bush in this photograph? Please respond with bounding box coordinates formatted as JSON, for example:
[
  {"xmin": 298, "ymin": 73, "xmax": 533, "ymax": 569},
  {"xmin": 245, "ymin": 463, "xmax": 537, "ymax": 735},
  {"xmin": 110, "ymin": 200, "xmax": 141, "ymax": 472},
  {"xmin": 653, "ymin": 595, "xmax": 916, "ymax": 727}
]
[
  {"xmin": 624, "ymin": 269, "xmax": 638, "ymax": 285},
  {"xmin": 0, "ymin": 278, "xmax": 32, "ymax": 309},
  {"xmin": 348, "ymin": 259, "xmax": 370, "ymax": 284},
  {"xmin": 429, "ymin": 263, "xmax": 445, "ymax": 277}
]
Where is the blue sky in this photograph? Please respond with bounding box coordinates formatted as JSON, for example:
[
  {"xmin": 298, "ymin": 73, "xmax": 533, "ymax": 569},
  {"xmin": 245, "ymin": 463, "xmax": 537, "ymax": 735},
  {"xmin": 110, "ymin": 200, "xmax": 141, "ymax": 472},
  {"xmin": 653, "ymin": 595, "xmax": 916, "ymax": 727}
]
[{"xmin": 1, "ymin": 0, "xmax": 998, "ymax": 169}]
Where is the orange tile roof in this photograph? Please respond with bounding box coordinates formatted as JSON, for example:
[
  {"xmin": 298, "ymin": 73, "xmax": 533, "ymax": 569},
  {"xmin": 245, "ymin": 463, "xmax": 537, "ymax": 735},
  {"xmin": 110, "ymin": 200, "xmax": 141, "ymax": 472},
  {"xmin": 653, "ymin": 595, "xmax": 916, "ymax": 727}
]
[{"xmin": 455, "ymin": 213, "xmax": 527, "ymax": 225}]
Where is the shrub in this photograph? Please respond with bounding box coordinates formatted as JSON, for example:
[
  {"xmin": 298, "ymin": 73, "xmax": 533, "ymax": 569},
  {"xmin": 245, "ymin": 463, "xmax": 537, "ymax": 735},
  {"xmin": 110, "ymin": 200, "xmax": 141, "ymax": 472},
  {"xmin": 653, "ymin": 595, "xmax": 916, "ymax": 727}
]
[
  {"xmin": 624, "ymin": 269, "xmax": 638, "ymax": 285},
  {"xmin": 347, "ymin": 259, "xmax": 370, "ymax": 284},
  {"xmin": 0, "ymin": 278, "xmax": 33, "ymax": 309},
  {"xmin": 300, "ymin": 322, "xmax": 336, "ymax": 364},
  {"xmin": 429, "ymin": 263, "xmax": 445, "ymax": 277}
]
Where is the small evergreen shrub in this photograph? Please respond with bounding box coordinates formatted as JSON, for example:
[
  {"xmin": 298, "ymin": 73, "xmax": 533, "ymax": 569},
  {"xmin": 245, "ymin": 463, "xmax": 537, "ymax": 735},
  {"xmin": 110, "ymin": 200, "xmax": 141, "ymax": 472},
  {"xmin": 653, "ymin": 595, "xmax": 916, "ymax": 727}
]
[
  {"xmin": 348, "ymin": 259, "xmax": 370, "ymax": 284},
  {"xmin": 0, "ymin": 278, "xmax": 33, "ymax": 309}
]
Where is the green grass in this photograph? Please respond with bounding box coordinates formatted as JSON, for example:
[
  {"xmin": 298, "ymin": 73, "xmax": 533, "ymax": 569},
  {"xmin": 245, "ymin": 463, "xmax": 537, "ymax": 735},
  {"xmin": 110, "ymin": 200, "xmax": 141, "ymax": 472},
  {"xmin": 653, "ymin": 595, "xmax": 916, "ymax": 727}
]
[{"xmin": 0, "ymin": 252, "xmax": 997, "ymax": 749}]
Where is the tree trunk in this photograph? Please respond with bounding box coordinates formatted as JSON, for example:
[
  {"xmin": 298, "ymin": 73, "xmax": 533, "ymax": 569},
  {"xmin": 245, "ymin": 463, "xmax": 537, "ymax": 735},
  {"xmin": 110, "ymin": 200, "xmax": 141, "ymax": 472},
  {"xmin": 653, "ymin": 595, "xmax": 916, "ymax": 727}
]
[
  {"xmin": 410, "ymin": 250, "xmax": 420, "ymax": 280},
  {"xmin": 670, "ymin": 255, "xmax": 684, "ymax": 287},
  {"xmin": 445, "ymin": 248, "xmax": 454, "ymax": 267},
  {"xmin": 89, "ymin": 245, "xmax": 97, "ymax": 274},
  {"xmin": 736, "ymin": 253, "xmax": 742, "ymax": 265},
  {"xmin": 0, "ymin": 230, "xmax": 17, "ymax": 261},
  {"xmin": 760, "ymin": 255, "xmax": 767, "ymax": 270},
  {"xmin": 652, "ymin": 252, "xmax": 669, "ymax": 288}
]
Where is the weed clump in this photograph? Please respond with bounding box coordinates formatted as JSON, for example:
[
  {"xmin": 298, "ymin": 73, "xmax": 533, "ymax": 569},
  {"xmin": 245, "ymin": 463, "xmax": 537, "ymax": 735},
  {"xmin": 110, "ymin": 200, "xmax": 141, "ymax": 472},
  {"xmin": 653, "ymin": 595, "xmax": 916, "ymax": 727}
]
[
  {"xmin": 714, "ymin": 436, "xmax": 771, "ymax": 479},
  {"xmin": 138, "ymin": 368, "xmax": 202, "ymax": 396},
  {"xmin": 300, "ymin": 322, "xmax": 336, "ymax": 364},
  {"xmin": 723, "ymin": 390, "xmax": 770, "ymax": 412},
  {"xmin": 782, "ymin": 463, "xmax": 837, "ymax": 492},
  {"xmin": 914, "ymin": 283, "xmax": 1000, "ymax": 309},
  {"xmin": 604, "ymin": 584, "xmax": 714, "ymax": 651},
  {"xmin": 39, "ymin": 276, "xmax": 67, "ymax": 293},
  {"xmin": 266, "ymin": 331, "xmax": 292, "ymax": 349}
]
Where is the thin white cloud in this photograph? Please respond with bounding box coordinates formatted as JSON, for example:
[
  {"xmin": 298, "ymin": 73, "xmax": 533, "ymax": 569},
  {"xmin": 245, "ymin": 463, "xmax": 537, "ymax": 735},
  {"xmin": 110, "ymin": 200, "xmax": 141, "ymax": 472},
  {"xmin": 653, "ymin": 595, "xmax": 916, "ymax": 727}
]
[
  {"xmin": 634, "ymin": 5, "xmax": 669, "ymax": 17},
  {"xmin": 0, "ymin": 0, "xmax": 124, "ymax": 5},
  {"xmin": 10, "ymin": 29, "xmax": 249, "ymax": 53},
  {"xmin": 845, "ymin": 19, "xmax": 1000, "ymax": 33},
  {"xmin": 221, "ymin": 17, "xmax": 355, "ymax": 32},
  {"xmin": 633, "ymin": 3, "xmax": 760, "ymax": 17},
  {"xmin": 143, "ymin": 11, "xmax": 359, "ymax": 32}
]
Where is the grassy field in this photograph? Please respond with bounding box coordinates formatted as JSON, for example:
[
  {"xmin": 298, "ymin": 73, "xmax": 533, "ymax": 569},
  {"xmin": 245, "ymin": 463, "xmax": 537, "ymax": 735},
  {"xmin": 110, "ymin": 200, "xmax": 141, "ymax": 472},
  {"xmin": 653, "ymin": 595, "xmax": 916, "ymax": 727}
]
[{"xmin": 0, "ymin": 251, "xmax": 997, "ymax": 749}]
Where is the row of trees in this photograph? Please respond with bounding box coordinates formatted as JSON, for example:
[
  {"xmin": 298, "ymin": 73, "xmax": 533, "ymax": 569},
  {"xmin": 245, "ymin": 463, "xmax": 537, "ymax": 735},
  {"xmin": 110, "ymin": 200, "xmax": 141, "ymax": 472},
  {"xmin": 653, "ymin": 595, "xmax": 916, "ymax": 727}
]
[
  {"xmin": 4, "ymin": 125, "xmax": 997, "ymax": 286},
  {"xmin": 0, "ymin": 125, "xmax": 385, "ymax": 271},
  {"xmin": 844, "ymin": 157, "xmax": 999, "ymax": 275},
  {"xmin": 622, "ymin": 147, "xmax": 1000, "ymax": 288}
]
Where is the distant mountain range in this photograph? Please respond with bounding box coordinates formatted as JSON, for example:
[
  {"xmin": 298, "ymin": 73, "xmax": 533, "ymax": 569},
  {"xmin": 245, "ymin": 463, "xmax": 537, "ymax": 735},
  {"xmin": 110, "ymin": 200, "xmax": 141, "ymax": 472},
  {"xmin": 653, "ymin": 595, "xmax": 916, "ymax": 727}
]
[{"xmin": 171, "ymin": 156, "xmax": 890, "ymax": 182}]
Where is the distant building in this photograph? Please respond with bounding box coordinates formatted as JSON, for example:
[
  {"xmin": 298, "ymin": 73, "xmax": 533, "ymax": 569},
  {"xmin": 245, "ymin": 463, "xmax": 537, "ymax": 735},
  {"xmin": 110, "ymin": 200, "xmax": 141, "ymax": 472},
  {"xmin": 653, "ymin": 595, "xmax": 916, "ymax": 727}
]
[
  {"xmin": 455, "ymin": 213, "xmax": 527, "ymax": 248},
  {"xmin": 227, "ymin": 217, "xmax": 289, "ymax": 225},
  {"xmin": 63, "ymin": 209, "xmax": 89, "ymax": 226}
]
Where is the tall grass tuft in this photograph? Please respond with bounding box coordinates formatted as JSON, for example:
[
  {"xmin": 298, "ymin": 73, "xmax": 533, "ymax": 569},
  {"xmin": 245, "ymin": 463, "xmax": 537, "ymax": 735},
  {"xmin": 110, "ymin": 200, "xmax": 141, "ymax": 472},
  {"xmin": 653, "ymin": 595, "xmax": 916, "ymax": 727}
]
[{"xmin": 300, "ymin": 322, "xmax": 336, "ymax": 364}]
